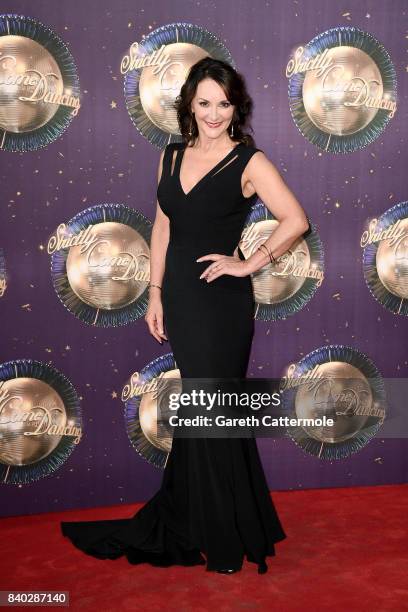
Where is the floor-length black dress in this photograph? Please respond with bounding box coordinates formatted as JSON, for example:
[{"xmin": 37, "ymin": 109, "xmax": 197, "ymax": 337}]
[{"xmin": 61, "ymin": 141, "xmax": 287, "ymax": 572}]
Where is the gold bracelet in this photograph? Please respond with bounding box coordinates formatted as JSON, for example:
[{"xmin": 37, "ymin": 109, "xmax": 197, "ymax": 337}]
[{"xmin": 148, "ymin": 283, "xmax": 162, "ymax": 290}]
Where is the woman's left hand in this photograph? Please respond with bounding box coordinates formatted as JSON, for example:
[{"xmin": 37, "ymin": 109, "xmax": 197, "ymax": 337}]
[{"xmin": 196, "ymin": 247, "xmax": 249, "ymax": 282}]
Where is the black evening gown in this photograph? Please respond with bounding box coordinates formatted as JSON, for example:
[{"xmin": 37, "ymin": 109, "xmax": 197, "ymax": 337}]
[{"xmin": 61, "ymin": 141, "xmax": 286, "ymax": 572}]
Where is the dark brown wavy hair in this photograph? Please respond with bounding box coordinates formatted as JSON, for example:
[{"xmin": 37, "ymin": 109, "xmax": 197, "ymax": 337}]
[{"xmin": 174, "ymin": 56, "xmax": 255, "ymax": 147}]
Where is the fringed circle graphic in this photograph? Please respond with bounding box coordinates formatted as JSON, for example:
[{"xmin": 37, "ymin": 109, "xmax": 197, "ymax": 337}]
[
  {"xmin": 286, "ymin": 26, "xmax": 397, "ymax": 153},
  {"xmin": 0, "ymin": 247, "xmax": 6, "ymax": 297},
  {"xmin": 122, "ymin": 353, "xmax": 181, "ymax": 469},
  {"xmin": 49, "ymin": 204, "xmax": 152, "ymax": 327},
  {"xmin": 121, "ymin": 22, "xmax": 234, "ymax": 148},
  {"xmin": 238, "ymin": 201, "xmax": 324, "ymax": 321},
  {"xmin": 0, "ymin": 14, "xmax": 81, "ymax": 152},
  {"xmin": 362, "ymin": 201, "xmax": 408, "ymax": 316},
  {"xmin": 279, "ymin": 345, "xmax": 386, "ymax": 460},
  {"xmin": 0, "ymin": 358, "xmax": 82, "ymax": 485}
]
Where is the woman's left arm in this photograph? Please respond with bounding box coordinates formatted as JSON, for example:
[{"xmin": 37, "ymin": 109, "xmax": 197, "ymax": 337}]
[{"xmin": 242, "ymin": 151, "xmax": 310, "ymax": 275}]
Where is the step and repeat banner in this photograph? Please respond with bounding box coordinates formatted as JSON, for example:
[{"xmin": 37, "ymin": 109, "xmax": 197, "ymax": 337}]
[{"xmin": 1, "ymin": 2, "xmax": 406, "ymax": 517}]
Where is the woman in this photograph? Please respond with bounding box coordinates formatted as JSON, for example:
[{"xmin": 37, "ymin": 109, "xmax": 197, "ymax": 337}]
[{"xmin": 61, "ymin": 56, "xmax": 309, "ymax": 574}]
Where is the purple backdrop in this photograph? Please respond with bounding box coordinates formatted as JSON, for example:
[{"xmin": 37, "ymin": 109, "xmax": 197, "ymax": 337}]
[{"xmin": 1, "ymin": 0, "xmax": 407, "ymax": 518}]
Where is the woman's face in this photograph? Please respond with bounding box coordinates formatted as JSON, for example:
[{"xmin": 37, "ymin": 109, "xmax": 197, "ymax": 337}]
[{"xmin": 190, "ymin": 77, "xmax": 235, "ymax": 141}]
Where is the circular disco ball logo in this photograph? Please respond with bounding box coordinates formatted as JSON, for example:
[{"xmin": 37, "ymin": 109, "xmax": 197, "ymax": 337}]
[
  {"xmin": 280, "ymin": 345, "xmax": 386, "ymax": 459},
  {"xmin": 361, "ymin": 201, "xmax": 408, "ymax": 316},
  {"xmin": 0, "ymin": 358, "xmax": 82, "ymax": 485},
  {"xmin": 48, "ymin": 204, "xmax": 152, "ymax": 327},
  {"xmin": 0, "ymin": 14, "xmax": 81, "ymax": 152},
  {"xmin": 286, "ymin": 26, "xmax": 397, "ymax": 153},
  {"xmin": 122, "ymin": 353, "xmax": 181, "ymax": 469},
  {"xmin": 121, "ymin": 22, "xmax": 234, "ymax": 148}
]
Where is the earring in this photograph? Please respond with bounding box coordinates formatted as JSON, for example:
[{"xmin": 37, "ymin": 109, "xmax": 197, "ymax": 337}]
[
  {"xmin": 188, "ymin": 113, "xmax": 194, "ymax": 136},
  {"xmin": 230, "ymin": 122, "xmax": 234, "ymax": 137}
]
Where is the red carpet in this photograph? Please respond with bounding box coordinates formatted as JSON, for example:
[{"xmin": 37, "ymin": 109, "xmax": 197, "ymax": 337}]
[{"xmin": 1, "ymin": 484, "xmax": 408, "ymax": 611}]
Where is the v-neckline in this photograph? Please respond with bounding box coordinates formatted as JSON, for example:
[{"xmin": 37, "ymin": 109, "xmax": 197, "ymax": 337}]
[{"xmin": 177, "ymin": 143, "xmax": 242, "ymax": 198}]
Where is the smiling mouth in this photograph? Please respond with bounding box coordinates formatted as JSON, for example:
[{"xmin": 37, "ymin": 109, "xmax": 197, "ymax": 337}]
[{"xmin": 206, "ymin": 121, "xmax": 222, "ymax": 128}]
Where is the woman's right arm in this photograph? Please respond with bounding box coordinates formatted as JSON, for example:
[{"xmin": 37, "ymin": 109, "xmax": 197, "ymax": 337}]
[{"xmin": 144, "ymin": 148, "xmax": 170, "ymax": 344}]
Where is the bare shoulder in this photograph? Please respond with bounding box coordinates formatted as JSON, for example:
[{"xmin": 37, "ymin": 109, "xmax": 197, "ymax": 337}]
[
  {"xmin": 245, "ymin": 148, "xmax": 280, "ymax": 177},
  {"xmin": 248, "ymin": 148, "xmax": 272, "ymax": 165}
]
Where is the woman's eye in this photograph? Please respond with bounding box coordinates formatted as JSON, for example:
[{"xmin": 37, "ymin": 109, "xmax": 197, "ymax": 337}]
[{"xmin": 198, "ymin": 102, "xmax": 231, "ymax": 107}]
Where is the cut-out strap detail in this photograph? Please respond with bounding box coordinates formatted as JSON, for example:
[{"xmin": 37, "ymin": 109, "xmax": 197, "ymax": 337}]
[
  {"xmin": 177, "ymin": 143, "xmax": 243, "ymax": 197},
  {"xmin": 172, "ymin": 146, "xmax": 184, "ymax": 177},
  {"xmin": 211, "ymin": 154, "xmax": 239, "ymax": 177},
  {"xmin": 163, "ymin": 143, "xmax": 179, "ymax": 178}
]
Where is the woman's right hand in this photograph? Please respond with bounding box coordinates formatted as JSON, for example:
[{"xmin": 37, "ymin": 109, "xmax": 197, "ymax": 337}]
[{"xmin": 144, "ymin": 295, "xmax": 168, "ymax": 344}]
